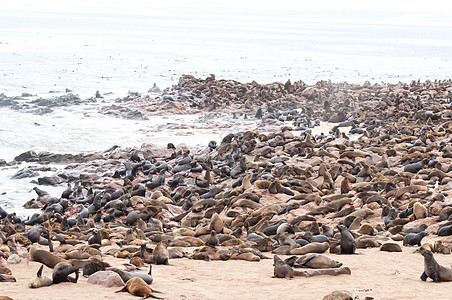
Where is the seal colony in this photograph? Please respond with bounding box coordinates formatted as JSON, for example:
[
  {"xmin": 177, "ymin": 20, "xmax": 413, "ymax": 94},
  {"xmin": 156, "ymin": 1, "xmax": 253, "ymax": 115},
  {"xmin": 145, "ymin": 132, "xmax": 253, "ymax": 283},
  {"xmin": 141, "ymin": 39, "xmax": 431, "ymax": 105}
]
[{"xmin": 1, "ymin": 75, "xmax": 452, "ymax": 299}]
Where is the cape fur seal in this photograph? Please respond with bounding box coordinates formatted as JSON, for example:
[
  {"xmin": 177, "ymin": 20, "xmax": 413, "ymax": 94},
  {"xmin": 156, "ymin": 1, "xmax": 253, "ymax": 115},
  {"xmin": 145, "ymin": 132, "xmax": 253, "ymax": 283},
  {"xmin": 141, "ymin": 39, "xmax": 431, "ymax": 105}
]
[
  {"xmin": 153, "ymin": 240, "xmax": 169, "ymax": 265},
  {"xmin": 337, "ymin": 225, "xmax": 356, "ymax": 254},
  {"xmin": 52, "ymin": 262, "xmax": 79, "ymax": 284},
  {"xmin": 420, "ymin": 250, "xmax": 452, "ymax": 282},
  {"xmin": 116, "ymin": 277, "xmax": 162, "ymax": 299},
  {"xmin": 28, "ymin": 265, "xmax": 53, "ymax": 288},
  {"xmin": 290, "ymin": 254, "xmax": 342, "ymax": 269},
  {"xmin": 273, "ymin": 255, "xmax": 294, "ymax": 279},
  {"xmin": 403, "ymin": 231, "xmax": 428, "ymax": 246},
  {"xmin": 29, "ymin": 246, "xmax": 67, "ymax": 268}
]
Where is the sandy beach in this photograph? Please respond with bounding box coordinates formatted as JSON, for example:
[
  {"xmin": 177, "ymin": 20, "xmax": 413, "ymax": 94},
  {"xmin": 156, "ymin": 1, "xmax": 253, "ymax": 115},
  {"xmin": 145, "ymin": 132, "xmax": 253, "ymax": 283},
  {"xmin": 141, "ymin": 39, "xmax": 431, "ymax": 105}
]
[{"xmin": 2, "ymin": 236, "xmax": 452, "ymax": 300}]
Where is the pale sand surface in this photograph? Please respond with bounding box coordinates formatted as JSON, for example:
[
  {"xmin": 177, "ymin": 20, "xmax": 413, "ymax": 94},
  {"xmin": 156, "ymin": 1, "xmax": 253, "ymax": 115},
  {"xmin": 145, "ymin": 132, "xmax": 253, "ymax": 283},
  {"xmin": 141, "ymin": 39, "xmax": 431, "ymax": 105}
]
[{"xmin": 1, "ymin": 239, "xmax": 452, "ymax": 300}]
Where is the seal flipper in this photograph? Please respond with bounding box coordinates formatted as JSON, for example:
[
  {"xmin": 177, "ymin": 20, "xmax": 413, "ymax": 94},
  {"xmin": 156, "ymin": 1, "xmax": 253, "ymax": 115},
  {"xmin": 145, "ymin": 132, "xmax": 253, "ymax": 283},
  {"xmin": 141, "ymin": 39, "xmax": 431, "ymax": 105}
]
[
  {"xmin": 116, "ymin": 286, "xmax": 128, "ymax": 293},
  {"xmin": 142, "ymin": 295, "xmax": 163, "ymax": 300},
  {"xmin": 295, "ymin": 254, "xmax": 316, "ymax": 267},
  {"xmin": 47, "ymin": 231, "xmax": 54, "ymax": 252},
  {"xmin": 37, "ymin": 265, "xmax": 44, "ymax": 278},
  {"xmin": 420, "ymin": 271, "xmax": 428, "ymax": 281}
]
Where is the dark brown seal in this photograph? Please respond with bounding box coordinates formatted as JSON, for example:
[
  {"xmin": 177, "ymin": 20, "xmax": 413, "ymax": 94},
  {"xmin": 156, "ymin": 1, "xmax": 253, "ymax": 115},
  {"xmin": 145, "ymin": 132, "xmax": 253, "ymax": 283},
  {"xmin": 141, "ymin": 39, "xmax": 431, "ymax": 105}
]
[
  {"xmin": 403, "ymin": 231, "xmax": 429, "ymax": 246},
  {"xmin": 420, "ymin": 250, "xmax": 452, "ymax": 282},
  {"xmin": 337, "ymin": 225, "xmax": 355, "ymax": 254},
  {"xmin": 52, "ymin": 262, "xmax": 79, "ymax": 284}
]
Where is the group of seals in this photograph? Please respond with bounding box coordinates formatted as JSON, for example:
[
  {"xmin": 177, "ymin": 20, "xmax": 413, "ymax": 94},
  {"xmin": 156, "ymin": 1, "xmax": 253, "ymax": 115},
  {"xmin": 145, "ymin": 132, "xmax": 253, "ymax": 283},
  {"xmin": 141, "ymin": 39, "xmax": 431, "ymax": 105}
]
[{"xmin": 1, "ymin": 76, "xmax": 452, "ymax": 300}]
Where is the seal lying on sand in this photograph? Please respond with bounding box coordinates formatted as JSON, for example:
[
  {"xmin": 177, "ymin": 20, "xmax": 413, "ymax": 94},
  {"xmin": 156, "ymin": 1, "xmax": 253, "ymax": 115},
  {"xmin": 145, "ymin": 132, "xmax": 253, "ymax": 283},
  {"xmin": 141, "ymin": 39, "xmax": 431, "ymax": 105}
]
[
  {"xmin": 420, "ymin": 250, "xmax": 452, "ymax": 282},
  {"xmin": 116, "ymin": 277, "xmax": 162, "ymax": 299},
  {"xmin": 29, "ymin": 246, "xmax": 67, "ymax": 268},
  {"xmin": 28, "ymin": 265, "xmax": 53, "ymax": 288}
]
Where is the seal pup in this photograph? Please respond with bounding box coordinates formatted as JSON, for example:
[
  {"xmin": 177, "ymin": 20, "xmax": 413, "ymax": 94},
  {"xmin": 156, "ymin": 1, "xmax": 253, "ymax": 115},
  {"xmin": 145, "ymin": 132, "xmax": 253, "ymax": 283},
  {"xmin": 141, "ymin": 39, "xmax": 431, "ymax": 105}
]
[
  {"xmin": 52, "ymin": 261, "xmax": 79, "ymax": 284},
  {"xmin": 153, "ymin": 240, "xmax": 169, "ymax": 265},
  {"xmin": 28, "ymin": 265, "xmax": 53, "ymax": 288},
  {"xmin": 273, "ymin": 255, "xmax": 294, "ymax": 279},
  {"xmin": 336, "ymin": 225, "xmax": 356, "ymax": 254},
  {"xmin": 420, "ymin": 250, "xmax": 452, "ymax": 282},
  {"xmin": 116, "ymin": 277, "xmax": 162, "ymax": 299}
]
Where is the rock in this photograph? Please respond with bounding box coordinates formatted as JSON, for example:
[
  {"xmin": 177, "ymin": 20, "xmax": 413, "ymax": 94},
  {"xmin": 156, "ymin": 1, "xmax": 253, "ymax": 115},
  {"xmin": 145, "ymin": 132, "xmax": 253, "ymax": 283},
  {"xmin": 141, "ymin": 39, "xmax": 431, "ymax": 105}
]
[
  {"xmin": 87, "ymin": 271, "xmax": 125, "ymax": 287},
  {"xmin": 14, "ymin": 150, "xmax": 37, "ymax": 162},
  {"xmin": 7, "ymin": 254, "xmax": 21, "ymax": 264},
  {"xmin": 323, "ymin": 289, "xmax": 357, "ymax": 300}
]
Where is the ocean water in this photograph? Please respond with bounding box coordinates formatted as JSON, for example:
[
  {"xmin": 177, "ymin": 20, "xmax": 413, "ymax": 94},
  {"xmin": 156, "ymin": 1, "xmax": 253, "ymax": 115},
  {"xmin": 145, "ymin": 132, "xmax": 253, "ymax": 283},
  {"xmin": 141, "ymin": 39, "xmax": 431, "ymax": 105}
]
[
  {"xmin": 0, "ymin": 5, "xmax": 451, "ymax": 216},
  {"xmin": 1, "ymin": 7, "xmax": 452, "ymax": 97}
]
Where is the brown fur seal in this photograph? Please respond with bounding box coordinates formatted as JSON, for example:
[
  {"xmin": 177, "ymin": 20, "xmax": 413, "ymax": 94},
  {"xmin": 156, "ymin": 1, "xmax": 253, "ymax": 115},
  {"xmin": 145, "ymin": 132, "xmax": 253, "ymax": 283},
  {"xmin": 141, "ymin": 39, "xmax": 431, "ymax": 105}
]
[
  {"xmin": 29, "ymin": 246, "xmax": 68, "ymax": 268},
  {"xmin": 116, "ymin": 277, "xmax": 162, "ymax": 299},
  {"xmin": 291, "ymin": 254, "xmax": 342, "ymax": 269},
  {"xmin": 52, "ymin": 261, "xmax": 79, "ymax": 284},
  {"xmin": 277, "ymin": 232, "xmax": 297, "ymax": 247},
  {"xmin": 153, "ymin": 240, "xmax": 169, "ymax": 265},
  {"xmin": 289, "ymin": 242, "xmax": 329, "ymax": 255},
  {"xmin": 209, "ymin": 212, "xmax": 224, "ymax": 233},
  {"xmin": 83, "ymin": 258, "xmax": 110, "ymax": 277},
  {"xmin": 380, "ymin": 242, "xmax": 402, "ymax": 252},
  {"xmin": 273, "ymin": 255, "xmax": 294, "ymax": 279},
  {"xmin": 420, "ymin": 250, "xmax": 452, "ymax": 282},
  {"xmin": 28, "ymin": 265, "xmax": 53, "ymax": 288},
  {"xmin": 205, "ymin": 229, "xmax": 220, "ymax": 247},
  {"xmin": 410, "ymin": 202, "xmax": 428, "ymax": 220}
]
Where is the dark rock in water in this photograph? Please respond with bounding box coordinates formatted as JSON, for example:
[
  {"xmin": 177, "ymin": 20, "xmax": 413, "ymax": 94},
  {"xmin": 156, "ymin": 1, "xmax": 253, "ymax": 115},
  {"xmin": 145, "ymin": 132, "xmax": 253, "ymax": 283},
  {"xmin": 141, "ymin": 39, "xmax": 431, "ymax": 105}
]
[
  {"xmin": 11, "ymin": 167, "xmax": 39, "ymax": 179},
  {"xmin": 0, "ymin": 98, "xmax": 18, "ymax": 107},
  {"xmin": 14, "ymin": 150, "xmax": 38, "ymax": 162},
  {"xmin": 0, "ymin": 206, "xmax": 7, "ymax": 219},
  {"xmin": 21, "ymin": 92, "xmax": 34, "ymax": 97},
  {"xmin": 0, "ymin": 159, "xmax": 6, "ymax": 166},
  {"xmin": 38, "ymin": 176, "xmax": 63, "ymax": 186},
  {"xmin": 30, "ymin": 107, "xmax": 53, "ymax": 115}
]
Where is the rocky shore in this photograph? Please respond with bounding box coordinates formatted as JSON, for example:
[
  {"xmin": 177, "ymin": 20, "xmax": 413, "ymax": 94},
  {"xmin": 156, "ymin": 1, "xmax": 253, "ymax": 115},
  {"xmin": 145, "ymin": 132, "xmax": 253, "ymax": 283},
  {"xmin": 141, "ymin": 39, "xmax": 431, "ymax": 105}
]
[{"xmin": 1, "ymin": 75, "xmax": 452, "ymax": 299}]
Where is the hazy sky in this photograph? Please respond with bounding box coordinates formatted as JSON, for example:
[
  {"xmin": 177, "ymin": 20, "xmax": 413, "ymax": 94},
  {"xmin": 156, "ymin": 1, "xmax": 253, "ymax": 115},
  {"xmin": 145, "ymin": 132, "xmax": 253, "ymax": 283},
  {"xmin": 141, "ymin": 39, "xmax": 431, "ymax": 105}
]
[{"xmin": 2, "ymin": 0, "xmax": 452, "ymax": 15}]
